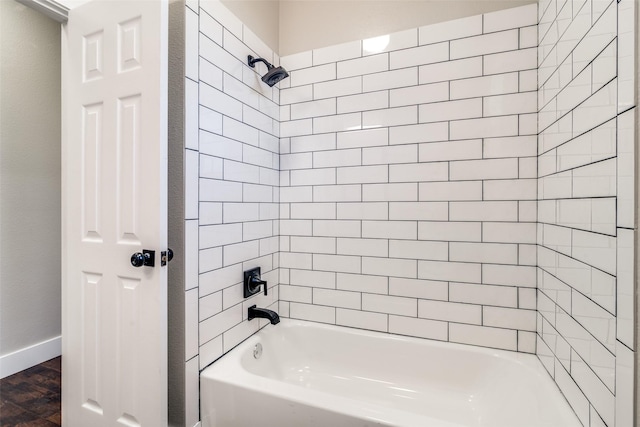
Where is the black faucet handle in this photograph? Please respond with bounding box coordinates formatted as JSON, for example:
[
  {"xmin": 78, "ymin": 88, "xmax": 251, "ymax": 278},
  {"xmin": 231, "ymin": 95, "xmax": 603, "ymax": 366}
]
[
  {"xmin": 249, "ymin": 273, "xmax": 268, "ymax": 295},
  {"xmin": 260, "ymin": 276, "xmax": 268, "ymax": 296},
  {"xmin": 244, "ymin": 267, "xmax": 269, "ymax": 298}
]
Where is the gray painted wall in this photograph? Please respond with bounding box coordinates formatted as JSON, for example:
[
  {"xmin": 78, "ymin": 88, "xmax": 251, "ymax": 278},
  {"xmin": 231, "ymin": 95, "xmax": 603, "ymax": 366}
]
[
  {"xmin": 0, "ymin": 0, "xmax": 61, "ymax": 359},
  {"xmin": 220, "ymin": 0, "xmax": 537, "ymax": 56}
]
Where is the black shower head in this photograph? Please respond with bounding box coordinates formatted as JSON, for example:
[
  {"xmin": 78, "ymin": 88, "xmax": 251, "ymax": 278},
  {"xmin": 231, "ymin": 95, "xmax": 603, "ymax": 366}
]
[
  {"xmin": 248, "ymin": 55, "xmax": 289, "ymax": 87},
  {"xmin": 261, "ymin": 66, "xmax": 289, "ymax": 87}
]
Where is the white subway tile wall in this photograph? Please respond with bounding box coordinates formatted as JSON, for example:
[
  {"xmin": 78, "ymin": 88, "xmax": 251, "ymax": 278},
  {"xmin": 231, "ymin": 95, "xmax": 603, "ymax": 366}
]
[
  {"xmin": 537, "ymin": 0, "xmax": 635, "ymax": 426},
  {"xmin": 183, "ymin": 0, "xmax": 280, "ymax": 423},
  {"xmin": 279, "ymin": 3, "xmax": 539, "ymax": 353},
  {"xmin": 182, "ymin": 2, "xmax": 636, "ymax": 426}
]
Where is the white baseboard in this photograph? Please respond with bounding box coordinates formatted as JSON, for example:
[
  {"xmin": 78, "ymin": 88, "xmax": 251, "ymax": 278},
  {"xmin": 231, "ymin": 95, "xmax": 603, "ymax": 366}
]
[{"xmin": 0, "ymin": 336, "xmax": 62, "ymax": 379}]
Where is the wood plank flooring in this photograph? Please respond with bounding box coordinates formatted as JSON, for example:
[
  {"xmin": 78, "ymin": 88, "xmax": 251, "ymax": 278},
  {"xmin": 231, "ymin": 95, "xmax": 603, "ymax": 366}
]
[{"xmin": 0, "ymin": 357, "xmax": 61, "ymax": 426}]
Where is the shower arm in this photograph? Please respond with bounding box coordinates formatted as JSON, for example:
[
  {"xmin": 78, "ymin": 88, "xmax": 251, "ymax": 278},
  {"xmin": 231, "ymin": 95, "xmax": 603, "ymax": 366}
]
[{"xmin": 247, "ymin": 55, "xmax": 274, "ymax": 71}]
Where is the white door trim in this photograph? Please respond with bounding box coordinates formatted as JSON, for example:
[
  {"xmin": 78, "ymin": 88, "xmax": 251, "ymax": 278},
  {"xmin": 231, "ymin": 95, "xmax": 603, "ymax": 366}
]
[{"xmin": 16, "ymin": 0, "xmax": 69, "ymax": 22}]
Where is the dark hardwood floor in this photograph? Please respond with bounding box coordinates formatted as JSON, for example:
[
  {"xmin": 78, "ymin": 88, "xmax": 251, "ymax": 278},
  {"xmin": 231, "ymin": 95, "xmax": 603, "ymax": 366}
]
[{"xmin": 0, "ymin": 357, "xmax": 61, "ymax": 426}]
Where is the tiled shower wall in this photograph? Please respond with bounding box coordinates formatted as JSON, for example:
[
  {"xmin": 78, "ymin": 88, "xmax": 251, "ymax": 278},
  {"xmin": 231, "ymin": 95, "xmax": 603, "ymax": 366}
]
[
  {"xmin": 535, "ymin": 0, "xmax": 636, "ymax": 425},
  {"xmin": 179, "ymin": 1, "xmax": 638, "ymax": 426},
  {"xmin": 182, "ymin": 0, "xmax": 281, "ymax": 424},
  {"xmin": 277, "ymin": 4, "xmax": 540, "ymax": 353}
]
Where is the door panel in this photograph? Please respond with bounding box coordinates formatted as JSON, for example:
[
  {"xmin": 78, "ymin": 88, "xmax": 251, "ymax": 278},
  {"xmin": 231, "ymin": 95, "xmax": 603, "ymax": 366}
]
[
  {"xmin": 116, "ymin": 94, "xmax": 142, "ymax": 244},
  {"xmin": 63, "ymin": 1, "xmax": 168, "ymax": 426}
]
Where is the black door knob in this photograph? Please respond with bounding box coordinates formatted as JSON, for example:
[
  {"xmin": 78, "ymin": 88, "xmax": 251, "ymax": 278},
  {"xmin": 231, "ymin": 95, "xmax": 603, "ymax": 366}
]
[
  {"xmin": 131, "ymin": 252, "xmax": 146, "ymax": 267},
  {"xmin": 130, "ymin": 250, "xmax": 155, "ymax": 267}
]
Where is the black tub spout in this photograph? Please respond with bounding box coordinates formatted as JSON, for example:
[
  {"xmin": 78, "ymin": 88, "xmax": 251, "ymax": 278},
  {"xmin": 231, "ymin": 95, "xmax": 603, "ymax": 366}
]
[{"xmin": 248, "ymin": 305, "xmax": 280, "ymax": 325}]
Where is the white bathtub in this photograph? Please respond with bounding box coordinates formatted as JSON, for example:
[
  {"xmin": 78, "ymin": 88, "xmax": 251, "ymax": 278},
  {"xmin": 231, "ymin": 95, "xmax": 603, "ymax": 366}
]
[{"xmin": 200, "ymin": 319, "xmax": 580, "ymax": 427}]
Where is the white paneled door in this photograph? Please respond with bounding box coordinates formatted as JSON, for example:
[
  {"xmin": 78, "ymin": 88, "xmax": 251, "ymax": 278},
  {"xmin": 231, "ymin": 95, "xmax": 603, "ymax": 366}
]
[{"xmin": 62, "ymin": 1, "xmax": 168, "ymax": 426}]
